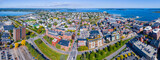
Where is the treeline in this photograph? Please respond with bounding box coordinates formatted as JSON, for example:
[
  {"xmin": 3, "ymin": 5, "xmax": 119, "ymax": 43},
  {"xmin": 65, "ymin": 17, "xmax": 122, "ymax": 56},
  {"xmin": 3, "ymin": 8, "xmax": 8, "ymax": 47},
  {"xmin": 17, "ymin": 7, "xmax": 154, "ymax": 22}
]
[{"xmin": 79, "ymin": 37, "xmax": 133, "ymax": 60}]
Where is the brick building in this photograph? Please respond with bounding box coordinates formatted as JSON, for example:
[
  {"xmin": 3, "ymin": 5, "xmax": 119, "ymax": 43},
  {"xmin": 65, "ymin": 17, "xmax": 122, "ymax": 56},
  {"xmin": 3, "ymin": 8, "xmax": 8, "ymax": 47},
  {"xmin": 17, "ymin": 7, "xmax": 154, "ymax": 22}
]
[{"xmin": 13, "ymin": 27, "xmax": 26, "ymax": 41}]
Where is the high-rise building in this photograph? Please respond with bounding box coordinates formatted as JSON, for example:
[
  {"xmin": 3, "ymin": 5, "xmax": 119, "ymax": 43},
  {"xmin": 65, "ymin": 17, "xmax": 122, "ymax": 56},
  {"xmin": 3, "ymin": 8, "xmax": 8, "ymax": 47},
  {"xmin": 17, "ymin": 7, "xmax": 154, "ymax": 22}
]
[{"xmin": 13, "ymin": 27, "xmax": 26, "ymax": 41}]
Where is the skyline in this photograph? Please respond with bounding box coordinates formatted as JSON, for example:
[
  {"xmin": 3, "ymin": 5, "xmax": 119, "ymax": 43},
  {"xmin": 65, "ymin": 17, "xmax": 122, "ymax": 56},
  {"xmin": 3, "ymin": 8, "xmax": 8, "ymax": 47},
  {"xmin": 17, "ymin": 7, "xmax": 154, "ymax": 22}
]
[{"xmin": 0, "ymin": 0, "xmax": 160, "ymax": 8}]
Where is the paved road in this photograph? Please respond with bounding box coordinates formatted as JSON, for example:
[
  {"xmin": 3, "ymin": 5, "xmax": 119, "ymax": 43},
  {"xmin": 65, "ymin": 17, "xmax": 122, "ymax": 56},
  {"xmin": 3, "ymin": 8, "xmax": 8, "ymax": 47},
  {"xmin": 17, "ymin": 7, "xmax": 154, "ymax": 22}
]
[
  {"xmin": 105, "ymin": 45, "xmax": 126, "ymax": 60},
  {"xmin": 67, "ymin": 21, "xmax": 80, "ymax": 60}
]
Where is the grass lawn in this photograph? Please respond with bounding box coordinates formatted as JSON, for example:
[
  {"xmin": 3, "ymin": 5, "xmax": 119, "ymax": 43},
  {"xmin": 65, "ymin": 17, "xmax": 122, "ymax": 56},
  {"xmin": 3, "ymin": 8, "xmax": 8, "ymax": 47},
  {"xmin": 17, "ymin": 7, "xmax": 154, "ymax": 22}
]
[
  {"xmin": 56, "ymin": 44, "xmax": 61, "ymax": 49},
  {"xmin": 34, "ymin": 39, "xmax": 68, "ymax": 60},
  {"xmin": 25, "ymin": 19, "xmax": 36, "ymax": 22},
  {"xmin": 43, "ymin": 35, "xmax": 54, "ymax": 44},
  {"xmin": 25, "ymin": 42, "xmax": 45, "ymax": 60},
  {"xmin": 77, "ymin": 55, "xmax": 82, "ymax": 60}
]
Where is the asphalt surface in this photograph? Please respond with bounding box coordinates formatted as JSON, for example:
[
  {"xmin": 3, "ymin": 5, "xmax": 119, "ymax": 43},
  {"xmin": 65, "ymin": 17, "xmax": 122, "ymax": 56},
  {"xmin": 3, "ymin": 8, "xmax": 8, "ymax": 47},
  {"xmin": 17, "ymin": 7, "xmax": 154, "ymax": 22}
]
[
  {"xmin": 67, "ymin": 21, "xmax": 80, "ymax": 60},
  {"xmin": 105, "ymin": 45, "xmax": 126, "ymax": 60}
]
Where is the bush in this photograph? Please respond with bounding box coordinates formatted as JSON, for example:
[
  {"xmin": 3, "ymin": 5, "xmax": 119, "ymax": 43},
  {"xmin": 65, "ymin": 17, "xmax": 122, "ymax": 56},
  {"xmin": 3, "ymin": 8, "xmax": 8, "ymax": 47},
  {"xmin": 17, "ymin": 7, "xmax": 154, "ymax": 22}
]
[
  {"xmin": 9, "ymin": 45, "xmax": 13, "ymax": 49},
  {"xmin": 78, "ymin": 46, "xmax": 88, "ymax": 51}
]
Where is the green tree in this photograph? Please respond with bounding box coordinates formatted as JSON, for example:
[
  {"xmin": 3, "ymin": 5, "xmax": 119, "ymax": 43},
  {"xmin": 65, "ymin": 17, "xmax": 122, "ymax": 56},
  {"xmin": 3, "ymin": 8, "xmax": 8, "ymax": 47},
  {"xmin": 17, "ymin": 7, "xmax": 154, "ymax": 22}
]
[
  {"xmin": 65, "ymin": 25, "xmax": 68, "ymax": 28},
  {"xmin": 101, "ymin": 50, "xmax": 105, "ymax": 56},
  {"xmin": 104, "ymin": 47, "xmax": 108, "ymax": 52},
  {"xmin": 10, "ymin": 44, "xmax": 13, "ymax": 48},
  {"xmin": 70, "ymin": 39, "xmax": 73, "ymax": 43},
  {"xmin": 95, "ymin": 53, "xmax": 100, "ymax": 59},
  {"xmin": 4, "ymin": 44, "xmax": 7, "ymax": 48},
  {"xmin": 108, "ymin": 45, "xmax": 112, "ymax": 51},
  {"xmin": 86, "ymin": 52, "xmax": 89, "ymax": 59},
  {"xmin": 54, "ymin": 22, "xmax": 58, "ymax": 26},
  {"xmin": 77, "ymin": 33, "xmax": 80, "ymax": 36}
]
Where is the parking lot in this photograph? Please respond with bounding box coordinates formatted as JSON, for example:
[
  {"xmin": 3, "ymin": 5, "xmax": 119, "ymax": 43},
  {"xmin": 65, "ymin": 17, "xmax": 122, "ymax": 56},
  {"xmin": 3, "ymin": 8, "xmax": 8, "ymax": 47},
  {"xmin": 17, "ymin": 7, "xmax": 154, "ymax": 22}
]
[
  {"xmin": 0, "ymin": 46, "xmax": 33, "ymax": 60},
  {"xmin": 0, "ymin": 49, "xmax": 15, "ymax": 60},
  {"xmin": 114, "ymin": 47, "xmax": 138, "ymax": 60}
]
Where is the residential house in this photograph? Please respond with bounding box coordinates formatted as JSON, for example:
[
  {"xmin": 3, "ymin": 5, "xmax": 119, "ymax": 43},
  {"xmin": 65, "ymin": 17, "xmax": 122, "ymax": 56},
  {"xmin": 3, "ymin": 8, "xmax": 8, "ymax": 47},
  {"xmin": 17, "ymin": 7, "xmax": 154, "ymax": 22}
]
[{"xmin": 1, "ymin": 33, "xmax": 11, "ymax": 44}]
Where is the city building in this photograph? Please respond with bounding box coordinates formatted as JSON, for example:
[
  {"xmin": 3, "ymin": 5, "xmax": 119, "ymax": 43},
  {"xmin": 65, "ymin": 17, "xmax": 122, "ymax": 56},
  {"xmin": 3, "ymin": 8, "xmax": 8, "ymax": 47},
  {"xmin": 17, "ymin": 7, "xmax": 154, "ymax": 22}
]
[
  {"xmin": 77, "ymin": 38, "xmax": 87, "ymax": 47},
  {"xmin": 143, "ymin": 26, "xmax": 152, "ymax": 35},
  {"xmin": 58, "ymin": 39, "xmax": 70, "ymax": 51},
  {"xmin": 2, "ymin": 25, "xmax": 15, "ymax": 32},
  {"xmin": 52, "ymin": 38, "xmax": 61, "ymax": 46},
  {"xmin": 152, "ymin": 28, "xmax": 160, "ymax": 40},
  {"xmin": 13, "ymin": 27, "xmax": 26, "ymax": 41},
  {"xmin": 130, "ymin": 40, "xmax": 157, "ymax": 60},
  {"xmin": 1, "ymin": 33, "xmax": 11, "ymax": 44}
]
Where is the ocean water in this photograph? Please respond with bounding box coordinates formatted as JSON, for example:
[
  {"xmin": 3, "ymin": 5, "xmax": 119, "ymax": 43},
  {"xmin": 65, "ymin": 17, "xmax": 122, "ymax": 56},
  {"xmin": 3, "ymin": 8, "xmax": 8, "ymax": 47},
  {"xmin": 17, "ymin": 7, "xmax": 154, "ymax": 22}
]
[
  {"xmin": 0, "ymin": 8, "xmax": 160, "ymax": 21},
  {"xmin": 0, "ymin": 11, "xmax": 33, "ymax": 16}
]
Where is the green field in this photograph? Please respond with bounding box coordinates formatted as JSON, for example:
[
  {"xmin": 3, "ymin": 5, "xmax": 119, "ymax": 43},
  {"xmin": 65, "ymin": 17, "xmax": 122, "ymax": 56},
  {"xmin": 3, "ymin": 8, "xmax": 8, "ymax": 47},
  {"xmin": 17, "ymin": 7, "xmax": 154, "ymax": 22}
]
[
  {"xmin": 43, "ymin": 35, "xmax": 53, "ymax": 44},
  {"xmin": 25, "ymin": 19, "xmax": 36, "ymax": 22},
  {"xmin": 25, "ymin": 42, "xmax": 45, "ymax": 60},
  {"xmin": 34, "ymin": 39, "xmax": 68, "ymax": 60}
]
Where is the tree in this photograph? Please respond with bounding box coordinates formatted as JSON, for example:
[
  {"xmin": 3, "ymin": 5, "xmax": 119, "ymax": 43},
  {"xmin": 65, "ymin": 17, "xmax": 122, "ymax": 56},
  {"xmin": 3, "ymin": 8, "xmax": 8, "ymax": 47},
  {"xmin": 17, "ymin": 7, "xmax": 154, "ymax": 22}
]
[
  {"xmin": 121, "ymin": 36, "xmax": 125, "ymax": 39},
  {"xmin": 128, "ymin": 52, "xmax": 131, "ymax": 56},
  {"xmin": 31, "ymin": 32, "xmax": 34, "ymax": 36},
  {"xmin": 21, "ymin": 40, "xmax": 26, "ymax": 45},
  {"xmin": 95, "ymin": 53, "xmax": 100, "ymax": 58},
  {"xmin": 117, "ymin": 57, "xmax": 120, "ymax": 60},
  {"xmin": 101, "ymin": 50, "xmax": 105, "ymax": 56},
  {"xmin": 54, "ymin": 22, "xmax": 58, "ymax": 26},
  {"xmin": 10, "ymin": 44, "xmax": 13, "ymax": 48},
  {"xmin": 125, "ymin": 54, "xmax": 128, "ymax": 58},
  {"xmin": 104, "ymin": 47, "xmax": 108, "ymax": 52},
  {"xmin": 108, "ymin": 45, "xmax": 112, "ymax": 51},
  {"xmin": 65, "ymin": 25, "xmax": 68, "ymax": 28},
  {"xmin": 120, "ymin": 55, "xmax": 124, "ymax": 60},
  {"xmin": 70, "ymin": 39, "xmax": 73, "ymax": 43},
  {"xmin": 39, "ymin": 26, "xmax": 44, "ymax": 29},
  {"xmin": 4, "ymin": 44, "xmax": 7, "ymax": 48},
  {"xmin": 77, "ymin": 33, "xmax": 80, "ymax": 36},
  {"xmin": 37, "ymin": 29, "xmax": 42, "ymax": 33},
  {"xmin": 120, "ymin": 40, "xmax": 123, "ymax": 46},
  {"xmin": 86, "ymin": 52, "xmax": 89, "ymax": 58},
  {"xmin": 89, "ymin": 52, "xmax": 95, "ymax": 60},
  {"xmin": 15, "ymin": 43, "xmax": 19, "ymax": 48}
]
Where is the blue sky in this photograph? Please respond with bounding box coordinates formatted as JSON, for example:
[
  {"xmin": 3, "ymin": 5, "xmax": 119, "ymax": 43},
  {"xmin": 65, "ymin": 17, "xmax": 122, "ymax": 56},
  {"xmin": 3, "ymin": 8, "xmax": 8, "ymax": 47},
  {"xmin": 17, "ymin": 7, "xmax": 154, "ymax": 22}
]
[{"xmin": 0, "ymin": 0, "xmax": 160, "ymax": 8}]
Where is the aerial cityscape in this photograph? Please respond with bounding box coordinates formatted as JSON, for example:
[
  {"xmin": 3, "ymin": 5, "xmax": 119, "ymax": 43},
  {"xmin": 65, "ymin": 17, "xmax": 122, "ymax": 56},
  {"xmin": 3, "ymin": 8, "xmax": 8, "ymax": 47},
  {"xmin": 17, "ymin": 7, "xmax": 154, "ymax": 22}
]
[{"xmin": 0, "ymin": 0, "xmax": 160, "ymax": 60}]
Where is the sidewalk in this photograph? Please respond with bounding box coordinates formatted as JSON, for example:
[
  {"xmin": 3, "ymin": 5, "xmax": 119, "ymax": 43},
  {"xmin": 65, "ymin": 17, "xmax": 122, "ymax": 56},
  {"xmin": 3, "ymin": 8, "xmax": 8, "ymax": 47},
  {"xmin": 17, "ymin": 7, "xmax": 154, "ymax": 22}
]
[{"xmin": 105, "ymin": 45, "xmax": 126, "ymax": 60}]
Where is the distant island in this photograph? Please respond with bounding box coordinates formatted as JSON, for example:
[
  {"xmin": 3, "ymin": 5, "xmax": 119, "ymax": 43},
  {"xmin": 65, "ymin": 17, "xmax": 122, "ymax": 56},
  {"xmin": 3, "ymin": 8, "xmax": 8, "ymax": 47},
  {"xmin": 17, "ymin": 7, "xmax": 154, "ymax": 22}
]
[{"xmin": 153, "ymin": 11, "xmax": 160, "ymax": 13}]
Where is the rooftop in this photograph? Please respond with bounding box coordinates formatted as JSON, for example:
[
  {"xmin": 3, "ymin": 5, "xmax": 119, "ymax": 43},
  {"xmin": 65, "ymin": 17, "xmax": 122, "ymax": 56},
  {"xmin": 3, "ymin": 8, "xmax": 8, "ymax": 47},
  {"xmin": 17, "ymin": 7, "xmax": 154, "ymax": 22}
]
[
  {"xmin": 132, "ymin": 40, "xmax": 157, "ymax": 58},
  {"xmin": 144, "ymin": 26, "xmax": 152, "ymax": 30},
  {"xmin": 58, "ymin": 39, "xmax": 70, "ymax": 47}
]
